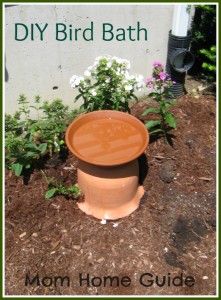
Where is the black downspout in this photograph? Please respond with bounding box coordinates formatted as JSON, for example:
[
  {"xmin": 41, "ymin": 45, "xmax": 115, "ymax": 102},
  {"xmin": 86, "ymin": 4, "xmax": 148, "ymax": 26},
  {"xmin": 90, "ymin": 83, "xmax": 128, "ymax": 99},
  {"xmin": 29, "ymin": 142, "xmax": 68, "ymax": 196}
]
[{"xmin": 166, "ymin": 30, "xmax": 195, "ymax": 98}]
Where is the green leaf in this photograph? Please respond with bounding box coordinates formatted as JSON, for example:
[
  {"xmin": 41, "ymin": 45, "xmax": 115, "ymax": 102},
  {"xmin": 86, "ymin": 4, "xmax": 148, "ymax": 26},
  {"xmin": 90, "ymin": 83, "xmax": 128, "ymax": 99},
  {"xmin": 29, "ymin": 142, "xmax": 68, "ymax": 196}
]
[
  {"xmin": 165, "ymin": 91, "xmax": 175, "ymax": 99},
  {"xmin": 74, "ymin": 94, "xmax": 82, "ymax": 102},
  {"xmin": 26, "ymin": 151, "xmax": 38, "ymax": 157},
  {"xmin": 38, "ymin": 143, "xmax": 48, "ymax": 153},
  {"xmin": 25, "ymin": 142, "xmax": 39, "ymax": 150},
  {"xmin": 141, "ymin": 107, "xmax": 160, "ymax": 116},
  {"xmin": 45, "ymin": 188, "xmax": 57, "ymax": 199},
  {"xmin": 145, "ymin": 120, "xmax": 161, "ymax": 130},
  {"xmin": 12, "ymin": 163, "xmax": 23, "ymax": 176},
  {"xmin": 148, "ymin": 92, "xmax": 159, "ymax": 99},
  {"xmin": 165, "ymin": 113, "xmax": 176, "ymax": 129},
  {"xmin": 149, "ymin": 128, "xmax": 163, "ymax": 134},
  {"xmin": 165, "ymin": 101, "xmax": 176, "ymax": 109}
]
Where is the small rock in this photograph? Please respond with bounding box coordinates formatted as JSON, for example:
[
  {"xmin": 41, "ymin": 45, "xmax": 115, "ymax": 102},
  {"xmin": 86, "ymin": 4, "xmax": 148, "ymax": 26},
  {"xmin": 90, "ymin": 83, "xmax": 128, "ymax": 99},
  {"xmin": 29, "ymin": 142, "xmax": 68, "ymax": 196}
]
[
  {"xmin": 73, "ymin": 245, "xmax": 81, "ymax": 250},
  {"xmin": 19, "ymin": 232, "xmax": 27, "ymax": 238},
  {"xmin": 97, "ymin": 257, "xmax": 105, "ymax": 263},
  {"xmin": 185, "ymin": 133, "xmax": 196, "ymax": 149},
  {"xmin": 159, "ymin": 160, "xmax": 176, "ymax": 183}
]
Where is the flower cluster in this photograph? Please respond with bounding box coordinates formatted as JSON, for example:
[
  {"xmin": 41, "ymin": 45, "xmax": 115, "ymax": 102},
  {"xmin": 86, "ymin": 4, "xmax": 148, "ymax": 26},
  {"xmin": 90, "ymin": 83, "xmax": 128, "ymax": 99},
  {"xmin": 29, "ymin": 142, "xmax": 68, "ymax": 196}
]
[
  {"xmin": 69, "ymin": 55, "xmax": 144, "ymax": 112},
  {"xmin": 146, "ymin": 61, "xmax": 175, "ymax": 90},
  {"xmin": 142, "ymin": 61, "xmax": 177, "ymax": 135}
]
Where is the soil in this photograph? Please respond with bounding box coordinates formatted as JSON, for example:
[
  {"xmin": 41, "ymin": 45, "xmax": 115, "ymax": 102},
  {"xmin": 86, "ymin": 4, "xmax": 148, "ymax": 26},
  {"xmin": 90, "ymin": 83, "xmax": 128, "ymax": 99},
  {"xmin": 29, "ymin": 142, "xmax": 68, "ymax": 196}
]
[{"xmin": 5, "ymin": 77, "xmax": 217, "ymax": 296}]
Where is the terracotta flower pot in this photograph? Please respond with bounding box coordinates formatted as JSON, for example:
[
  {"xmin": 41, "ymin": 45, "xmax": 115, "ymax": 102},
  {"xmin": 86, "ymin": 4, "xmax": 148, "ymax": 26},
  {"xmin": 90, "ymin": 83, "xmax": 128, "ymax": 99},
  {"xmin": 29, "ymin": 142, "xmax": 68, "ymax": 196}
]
[
  {"xmin": 77, "ymin": 159, "xmax": 144, "ymax": 220},
  {"xmin": 65, "ymin": 110, "xmax": 149, "ymax": 220}
]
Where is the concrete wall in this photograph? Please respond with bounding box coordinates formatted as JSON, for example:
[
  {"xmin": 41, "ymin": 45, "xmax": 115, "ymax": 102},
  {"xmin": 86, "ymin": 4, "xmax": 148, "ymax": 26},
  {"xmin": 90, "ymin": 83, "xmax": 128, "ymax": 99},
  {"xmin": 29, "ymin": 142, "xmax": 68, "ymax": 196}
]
[{"xmin": 5, "ymin": 4, "xmax": 174, "ymax": 117}]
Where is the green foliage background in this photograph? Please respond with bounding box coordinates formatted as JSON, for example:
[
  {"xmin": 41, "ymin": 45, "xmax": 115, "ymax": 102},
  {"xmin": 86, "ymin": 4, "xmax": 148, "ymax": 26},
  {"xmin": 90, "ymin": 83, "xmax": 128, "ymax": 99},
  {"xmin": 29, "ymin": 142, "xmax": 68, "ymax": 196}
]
[{"xmin": 190, "ymin": 5, "xmax": 216, "ymax": 81}]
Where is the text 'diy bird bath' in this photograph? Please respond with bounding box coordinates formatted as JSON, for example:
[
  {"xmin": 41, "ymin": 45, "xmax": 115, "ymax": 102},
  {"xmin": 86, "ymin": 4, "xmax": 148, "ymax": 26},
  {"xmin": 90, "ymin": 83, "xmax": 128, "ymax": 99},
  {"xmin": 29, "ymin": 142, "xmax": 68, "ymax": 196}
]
[{"xmin": 65, "ymin": 110, "xmax": 149, "ymax": 220}]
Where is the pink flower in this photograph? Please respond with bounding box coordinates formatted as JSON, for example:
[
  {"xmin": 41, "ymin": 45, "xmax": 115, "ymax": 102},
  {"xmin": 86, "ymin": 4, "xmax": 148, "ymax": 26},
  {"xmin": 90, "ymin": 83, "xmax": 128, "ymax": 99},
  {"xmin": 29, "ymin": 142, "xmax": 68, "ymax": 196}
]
[
  {"xmin": 146, "ymin": 78, "xmax": 152, "ymax": 83},
  {"xmin": 148, "ymin": 83, "xmax": 154, "ymax": 89},
  {"xmin": 153, "ymin": 61, "xmax": 163, "ymax": 68},
  {"xmin": 159, "ymin": 71, "xmax": 166, "ymax": 81}
]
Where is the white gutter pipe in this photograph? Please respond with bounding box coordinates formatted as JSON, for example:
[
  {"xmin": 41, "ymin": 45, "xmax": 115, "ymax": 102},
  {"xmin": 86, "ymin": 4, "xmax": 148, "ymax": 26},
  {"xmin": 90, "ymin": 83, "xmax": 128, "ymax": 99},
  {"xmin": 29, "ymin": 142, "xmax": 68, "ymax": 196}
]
[
  {"xmin": 172, "ymin": 5, "xmax": 190, "ymax": 37},
  {"xmin": 171, "ymin": 5, "xmax": 191, "ymax": 68}
]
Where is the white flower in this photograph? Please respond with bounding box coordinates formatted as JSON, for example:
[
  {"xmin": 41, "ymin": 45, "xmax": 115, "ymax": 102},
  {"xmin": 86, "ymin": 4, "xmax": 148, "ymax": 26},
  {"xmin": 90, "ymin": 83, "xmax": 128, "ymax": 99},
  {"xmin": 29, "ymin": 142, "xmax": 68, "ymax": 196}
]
[
  {"xmin": 125, "ymin": 71, "xmax": 131, "ymax": 80},
  {"xmin": 112, "ymin": 56, "xmax": 118, "ymax": 61},
  {"xmin": 134, "ymin": 74, "xmax": 144, "ymax": 91},
  {"xmin": 95, "ymin": 55, "xmax": 111, "ymax": 62},
  {"xmin": 125, "ymin": 85, "xmax": 133, "ymax": 91},
  {"xmin": 84, "ymin": 70, "xmax": 91, "ymax": 77},
  {"xmin": 136, "ymin": 74, "xmax": 144, "ymax": 83},
  {"xmin": 74, "ymin": 76, "xmax": 84, "ymax": 86},
  {"xmin": 137, "ymin": 82, "xmax": 144, "ymax": 88},
  {"xmin": 107, "ymin": 61, "xmax": 112, "ymax": 68},
  {"xmin": 91, "ymin": 89, "xmax": 97, "ymax": 96},
  {"xmin": 70, "ymin": 75, "xmax": 84, "ymax": 88},
  {"xmin": 116, "ymin": 57, "xmax": 122, "ymax": 64},
  {"xmin": 130, "ymin": 75, "xmax": 135, "ymax": 80},
  {"xmin": 96, "ymin": 56, "xmax": 102, "ymax": 61},
  {"xmin": 116, "ymin": 68, "xmax": 121, "ymax": 76},
  {"xmin": 70, "ymin": 75, "xmax": 78, "ymax": 88},
  {"xmin": 93, "ymin": 61, "xmax": 98, "ymax": 68},
  {"xmin": 105, "ymin": 78, "xmax": 110, "ymax": 83}
]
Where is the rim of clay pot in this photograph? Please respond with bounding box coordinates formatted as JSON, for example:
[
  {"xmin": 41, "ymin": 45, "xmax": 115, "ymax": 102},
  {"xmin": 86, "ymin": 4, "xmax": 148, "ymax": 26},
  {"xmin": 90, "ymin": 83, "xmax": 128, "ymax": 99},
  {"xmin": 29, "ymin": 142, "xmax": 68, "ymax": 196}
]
[{"xmin": 65, "ymin": 110, "xmax": 149, "ymax": 166}]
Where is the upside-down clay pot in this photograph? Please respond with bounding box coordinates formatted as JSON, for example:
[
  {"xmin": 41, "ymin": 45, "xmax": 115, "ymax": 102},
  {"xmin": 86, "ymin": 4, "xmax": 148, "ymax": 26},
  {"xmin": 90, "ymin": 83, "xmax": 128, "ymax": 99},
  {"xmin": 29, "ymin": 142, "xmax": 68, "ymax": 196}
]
[
  {"xmin": 77, "ymin": 159, "xmax": 144, "ymax": 220},
  {"xmin": 65, "ymin": 110, "xmax": 149, "ymax": 220}
]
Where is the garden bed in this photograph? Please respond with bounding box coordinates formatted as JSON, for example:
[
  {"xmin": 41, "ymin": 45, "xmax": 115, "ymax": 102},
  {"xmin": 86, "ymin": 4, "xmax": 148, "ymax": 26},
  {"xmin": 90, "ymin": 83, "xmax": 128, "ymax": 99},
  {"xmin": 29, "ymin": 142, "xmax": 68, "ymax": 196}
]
[{"xmin": 5, "ymin": 89, "xmax": 216, "ymax": 296}]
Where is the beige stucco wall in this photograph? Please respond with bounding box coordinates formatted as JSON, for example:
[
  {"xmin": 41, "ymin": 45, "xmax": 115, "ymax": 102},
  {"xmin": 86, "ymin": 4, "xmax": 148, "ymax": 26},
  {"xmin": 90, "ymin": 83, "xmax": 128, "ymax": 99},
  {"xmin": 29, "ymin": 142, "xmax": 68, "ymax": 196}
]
[{"xmin": 5, "ymin": 4, "xmax": 174, "ymax": 117}]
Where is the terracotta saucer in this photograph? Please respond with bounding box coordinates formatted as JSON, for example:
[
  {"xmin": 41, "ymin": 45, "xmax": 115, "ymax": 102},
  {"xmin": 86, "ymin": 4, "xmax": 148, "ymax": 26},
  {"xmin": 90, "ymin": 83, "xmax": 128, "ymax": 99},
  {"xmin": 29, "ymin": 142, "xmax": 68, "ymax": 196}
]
[{"xmin": 65, "ymin": 110, "xmax": 149, "ymax": 166}]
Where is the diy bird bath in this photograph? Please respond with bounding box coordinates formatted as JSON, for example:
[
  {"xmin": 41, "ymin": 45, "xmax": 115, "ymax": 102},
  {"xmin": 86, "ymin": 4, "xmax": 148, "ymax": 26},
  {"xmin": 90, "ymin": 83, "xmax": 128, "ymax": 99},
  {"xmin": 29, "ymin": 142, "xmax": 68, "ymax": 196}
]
[{"xmin": 65, "ymin": 110, "xmax": 149, "ymax": 220}]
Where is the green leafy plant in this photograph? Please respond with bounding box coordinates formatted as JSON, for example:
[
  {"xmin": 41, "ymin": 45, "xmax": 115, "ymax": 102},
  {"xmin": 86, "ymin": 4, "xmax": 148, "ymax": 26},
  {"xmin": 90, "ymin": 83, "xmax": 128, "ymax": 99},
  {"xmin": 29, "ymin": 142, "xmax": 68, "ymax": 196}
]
[
  {"xmin": 42, "ymin": 172, "xmax": 82, "ymax": 199},
  {"xmin": 190, "ymin": 5, "xmax": 216, "ymax": 81},
  {"xmin": 142, "ymin": 61, "xmax": 176, "ymax": 135},
  {"xmin": 5, "ymin": 95, "xmax": 78, "ymax": 176},
  {"xmin": 5, "ymin": 95, "xmax": 47, "ymax": 176},
  {"xmin": 33, "ymin": 99, "xmax": 71, "ymax": 155},
  {"xmin": 200, "ymin": 45, "xmax": 216, "ymax": 82},
  {"xmin": 70, "ymin": 55, "xmax": 144, "ymax": 113}
]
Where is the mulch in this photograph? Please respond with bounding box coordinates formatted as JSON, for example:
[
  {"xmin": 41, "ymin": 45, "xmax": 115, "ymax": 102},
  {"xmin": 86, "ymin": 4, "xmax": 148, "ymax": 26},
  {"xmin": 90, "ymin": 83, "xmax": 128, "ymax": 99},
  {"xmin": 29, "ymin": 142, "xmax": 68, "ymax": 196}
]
[{"xmin": 5, "ymin": 92, "xmax": 216, "ymax": 296}]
